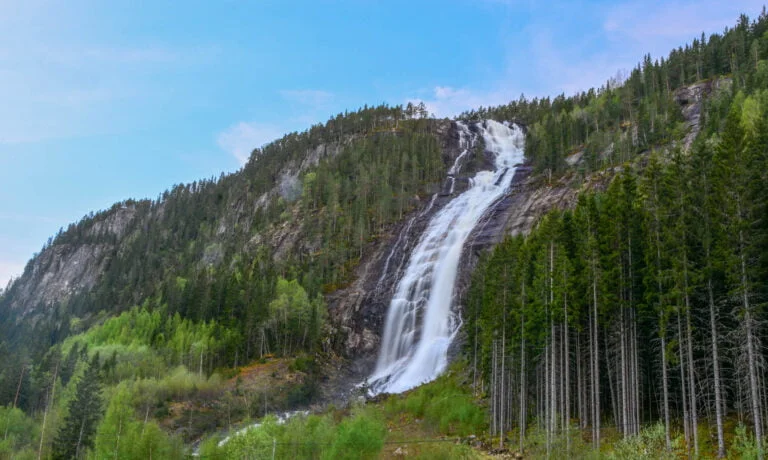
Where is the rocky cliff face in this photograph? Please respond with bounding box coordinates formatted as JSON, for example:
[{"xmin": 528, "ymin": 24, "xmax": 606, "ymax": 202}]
[
  {"xmin": 6, "ymin": 204, "xmax": 139, "ymax": 315},
  {"xmin": 674, "ymin": 77, "xmax": 729, "ymax": 151}
]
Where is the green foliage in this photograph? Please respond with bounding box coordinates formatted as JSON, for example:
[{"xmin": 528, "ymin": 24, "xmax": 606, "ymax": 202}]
[
  {"xmin": 52, "ymin": 355, "xmax": 103, "ymax": 460},
  {"xmin": 201, "ymin": 408, "xmax": 385, "ymax": 460},
  {"xmin": 461, "ymin": 11, "xmax": 768, "ymax": 175},
  {"xmin": 323, "ymin": 408, "xmax": 386, "ymax": 460},
  {"xmin": 267, "ymin": 278, "xmax": 326, "ymax": 355},
  {"xmin": 409, "ymin": 442, "xmax": 480, "ymax": 460},
  {"xmin": 62, "ymin": 305, "xmax": 239, "ymax": 380},
  {"xmin": 94, "ymin": 384, "xmax": 183, "ymax": 460},
  {"xmin": 217, "ymin": 415, "xmax": 282, "ymax": 459},
  {"xmin": 128, "ymin": 365, "xmax": 222, "ymax": 402},
  {"xmin": 299, "ymin": 124, "xmax": 444, "ymax": 289},
  {"xmin": 0, "ymin": 406, "xmax": 39, "ymax": 457},
  {"xmin": 729, "ymin": 423, "xmax": 765, "ymax": 459},
  {"xmin": 279, "ymin": 414, "xmax": 336, "ymax": 460},
  {"xmin": 384, "ymin": 370, "xmax": 486, "ymax": 436},
  {"xmin": 607, "ymin": 423, "xmax": 675, "ymax": 459}
]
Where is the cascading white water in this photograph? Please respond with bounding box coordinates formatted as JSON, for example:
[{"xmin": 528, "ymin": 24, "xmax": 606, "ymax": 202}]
[{"xmin": 368, "ymin": 120, "xmax": 525, "ymax": 394}]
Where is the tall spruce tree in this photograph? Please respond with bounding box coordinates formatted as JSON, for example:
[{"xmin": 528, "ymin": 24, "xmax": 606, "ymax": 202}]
[{"xmin": 52, "ymin": 354, "xmax": 103, "ymax": 459}]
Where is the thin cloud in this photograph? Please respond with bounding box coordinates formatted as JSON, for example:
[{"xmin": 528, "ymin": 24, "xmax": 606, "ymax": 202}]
[
  {"xmin": 0, "ymin": 213, "xmax": 60, "ymax": 224},
  {"xmin": 0, "ymin": 41, "xmax": 214, "ymax": 145},
  {"xmin": 280, "ymin": 89, "xmax": 334, "ymax": 107},
  {"xmin": 604, "ymin": 0, "xmax": 765, "ymax": 42},
  {"xmin": 408, "ymin": 85, "xmax": 515, "ymax": 118},
  {"xmin": 217, "ymin": 122, "xmax": 284, "ymax": 166},
  {"xmin": 218, "ymin": 91, "xmax": 335, "ymax": 166},
  {"xmin": 413, "ymin": 0, "xmax": 766, "ymax": 118}
]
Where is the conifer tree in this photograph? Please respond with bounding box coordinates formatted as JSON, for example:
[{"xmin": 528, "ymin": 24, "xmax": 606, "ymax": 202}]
[{"xmin": 52, "ymin": 354, "xmax": 103, "ymax": 459}]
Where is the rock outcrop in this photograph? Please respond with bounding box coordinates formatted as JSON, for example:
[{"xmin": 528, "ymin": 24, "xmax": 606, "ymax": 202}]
[
  {"xmin": 675, "ymin": 77, "xmax": 731, "ymax": 151},
  {"xmin": 6, "ymin": 203, "xmax": 139, "ymax": 315}
]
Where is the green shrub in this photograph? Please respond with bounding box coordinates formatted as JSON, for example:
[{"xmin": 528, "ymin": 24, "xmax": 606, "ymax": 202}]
[
  {"xmin": 607, "ymin": 423, "xmax": 675, "ymax": 460},
  {"xmin": 218, "ymin": 415, "xmax": 282, "ymax": 459},
  {"xmin": 323, "ymin": 408, "xmax": 386, "ymax": 460},
  {"xmin": 0, "ymin": 406, "xmax": 39, "ymax": 457},
  {"xmin": 729, "ymin": 423, "xmax": 765, "ymax": 460},
  {"xmin": 384, "ymin": 372, "xmax": 486, "ymax": 436},
  {"xmin": 279, "ymin": 414, "xmax": 335, "ymax": 459}
]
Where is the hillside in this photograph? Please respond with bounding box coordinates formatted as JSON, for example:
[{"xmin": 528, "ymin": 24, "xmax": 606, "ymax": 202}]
[{"xmin": 2, "ymin": 9, "xmax": 768, "ymax": 460}]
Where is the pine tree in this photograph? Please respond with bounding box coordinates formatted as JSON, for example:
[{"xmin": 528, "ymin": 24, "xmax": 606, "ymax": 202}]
[{"xmin": 52, "ymin": 354, "xmax": 103, "ymax": 459}]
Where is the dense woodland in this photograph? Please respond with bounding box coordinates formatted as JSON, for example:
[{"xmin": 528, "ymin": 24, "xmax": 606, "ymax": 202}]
[
  {"xmin": 1, "ymin": 9, "xmax": 768, "ymax": 459},
  {"xmin": 468, "ymin": 11, "xmax": 768, "ymax": 458}
]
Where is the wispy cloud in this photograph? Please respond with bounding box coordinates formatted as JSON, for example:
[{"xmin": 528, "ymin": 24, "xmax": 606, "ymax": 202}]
[
  {"xmin": 412, "ymin": 0, "xmax": 766, "ymax": 118},
  {"xmin": 0, "ymin": 41, "xmax": 213, "ymax": 146},
  {"xmin": 280, "ymin": 89, "xmax": 334, "ymax": 107},
  {"xmin": 604, "ymin": 0, "xmax": 764, "ymax": 43},
  {"xmin": 408, "ymin": 85, "xmax": 514, "ymax": 118},
  {"xmin": 217, "ymin": 122, "xmax": 284, "ymax": 166},
  {"xmin": 0, "ymin": 213, "xmax": 60, "ymax": 224}
]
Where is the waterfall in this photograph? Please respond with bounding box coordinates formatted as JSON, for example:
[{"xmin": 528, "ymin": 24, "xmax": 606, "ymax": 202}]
[{"xmin": 368, "ymin": 120, "xmax": 525, "ymax": 394}]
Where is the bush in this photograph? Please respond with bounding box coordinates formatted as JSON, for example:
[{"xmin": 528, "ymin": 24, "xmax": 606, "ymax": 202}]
[
  {"xmin": 279, "ymin": 414, "xmax": 335, "ymax": 459},
  {"xmin": 202, "ymin": 409, "xmax": 385, "ymax": 460},
  {"xmin": 323, "ymin": 408, "xmax": 386, "ymax": 460},
  {"xmin": 607, "ymin": 423, "xmax": 675, "ymax": 460},
  {"xmin": 729, "ymin": 423, "xmax": 765, "ymax": 460},
  {"xmin": 384, "ymin": 372, "xmax": 486, "ymax": 436},
  {"xmin": 0, "ymin": 406, "xmax": 39, "ymax": 457}
]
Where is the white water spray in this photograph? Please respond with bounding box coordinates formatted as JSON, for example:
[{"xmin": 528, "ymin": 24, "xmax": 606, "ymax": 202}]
[{"xmin": 368, "ymin": 120, "xmax": 524, "ymax": 394}]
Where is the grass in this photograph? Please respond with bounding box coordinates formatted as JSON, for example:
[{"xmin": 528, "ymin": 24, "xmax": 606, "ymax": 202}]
[{"xmin": 382, "ymin": 365, "xmax": 486, "ymax": 437}]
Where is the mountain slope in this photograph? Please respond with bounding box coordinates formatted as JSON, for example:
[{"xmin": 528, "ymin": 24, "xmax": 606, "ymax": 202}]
[{"xmin": 3, "ymin": 10, "xmax": 768, "ymax": 459}]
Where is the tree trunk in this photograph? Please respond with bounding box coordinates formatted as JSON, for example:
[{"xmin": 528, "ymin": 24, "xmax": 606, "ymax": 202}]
[
  {"xmin": 592, "ymin": 269, "xmax": 601, "ymax": 449},
  {"xmin": 661, "ymin": 331, "xmax": 671, "ymax": 450},
  {"xmin": 706, "ymin": 280, "xmax": 726, "ymax": 458},
  {"xmin": 564, "ymin": 281, "xmax": 571, "ymax": 454},
  {"xmin": 677, "ymin": 308, "xmax": 691, "ymax": 452},
  {"xmin": 520, "ymin": 281, "xmax": 527, "ymax": 452},
  {"xmin": 683, "ymin": 261, "xmax": 699, "ymax": 457},
  {"xmin": 740, "ymin": 228, "xmax": 763, "ymax": 456},
  {"xmin": 38, "ymin": 361, "xmax": 59, "ymax": 460}
]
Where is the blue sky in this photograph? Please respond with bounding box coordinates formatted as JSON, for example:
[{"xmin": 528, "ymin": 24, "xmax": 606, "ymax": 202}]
[{"xmin": 1, "ymin": 0, "xmax": 765, "ymax": 287}]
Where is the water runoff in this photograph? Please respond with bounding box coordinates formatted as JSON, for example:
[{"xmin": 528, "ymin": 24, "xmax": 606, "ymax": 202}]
[{"xmin": 368, "ymin": 120, "xmax": 525, "ymax": 394}]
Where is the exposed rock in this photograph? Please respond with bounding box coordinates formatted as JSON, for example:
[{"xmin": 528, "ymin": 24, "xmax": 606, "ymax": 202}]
[
  {"xmin": 675, "ymin": 77, "xmax": 731, "ymax": 151},
  {"xmin": 201, "ymin": 243, "xmax": 224, "ymax": 267},
  {"xmin": 5, "ymin": 202, "xmax": 143, "ymax": 315},
  {"xmin": 9, "ymin": 243, "xmax": 112, "ymax": 315},
  {"xmin": 87, "ymin": 204, "xmax": 138, "ymax": 239},
  {"xmin": 278, "ymin": 172, "xmax": 302, "ymax": 202},
  {"xmin": 565, "ymin": 150, "xmax": 583, "ymax": 166}
]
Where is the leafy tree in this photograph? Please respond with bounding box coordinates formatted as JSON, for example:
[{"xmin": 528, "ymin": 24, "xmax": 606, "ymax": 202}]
[{"xmin": 94, "ymin": 385, "xmax": 181, "ymax": 459}]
